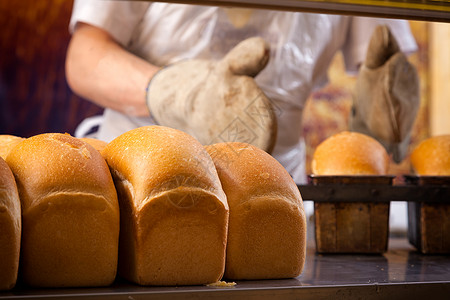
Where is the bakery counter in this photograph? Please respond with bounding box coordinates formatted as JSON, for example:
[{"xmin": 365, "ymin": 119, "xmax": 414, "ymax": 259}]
[{"xmin": 2, "ymin": 237, "xmax": 450, "ymax": 300}]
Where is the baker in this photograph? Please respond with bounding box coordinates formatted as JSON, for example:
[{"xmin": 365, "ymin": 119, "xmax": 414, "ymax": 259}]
[{"xmin": 66, "ymin": 0, "xmax": 419, "ymax": 184}]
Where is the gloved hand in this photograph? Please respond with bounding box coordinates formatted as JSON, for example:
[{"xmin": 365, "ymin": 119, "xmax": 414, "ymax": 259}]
[
  {"xmin": 350, "ymin": 25, "xmax": 420, "ymax": 163},
  {"xmin": 146, "ymin": 37, "xmax": 277, "ymax": 153}
]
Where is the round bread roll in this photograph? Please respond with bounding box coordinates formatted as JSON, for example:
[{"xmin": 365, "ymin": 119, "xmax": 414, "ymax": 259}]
[
  {"xmin": 205, "ymin": 142, "xmax": 306, "ymax": 280},
  {"xmin": 0, "ymin": 157, "xmax": 21, "ymax": 291},
  {"xmin": 312, "ymin": 131, "xmax": 390, "ymax": 175},
  {"xmin": 102, "ymin": 126, "xmax": 229, "ymax": 286},
  {"xmin": 410, "ymin": 135, "xmax": 450, "ymax": 175},
  {"xmin": 0, "ymin": 135, "xmax": 24, "ymax": 160},
  {"xmin": 6, "ymin": 133, "xmax": 119, "ymax": 287},
  {"xmin": 79, "ymin": 137, "xmax": 108, "ymax": 153}
]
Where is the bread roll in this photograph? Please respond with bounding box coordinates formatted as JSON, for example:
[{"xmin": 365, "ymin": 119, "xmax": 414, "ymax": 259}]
[
  {"xmin": 102, "ymin": 126, "xmax": 229, "ymax": 286},
  {"xmin": 0, "ymin": 135, "xmax": 24, "ymax": 160},
  {"xmin": 312, "ymin": 131, "xmax": 389, "ymax": 175},
  {"xmin": 0, "ymin": 157, "xmax": 21, "ymax": 290},
  {"xmin": 6, "ymin": 133, "xmax": 119, "ymax": 287},
  {"xmin": 80, "ymin": 137, "xmax": 108, "ymax": 153},
  {"xmin": 410, "ymin": 135, "xmax": 450, "ymax": 175},
  {"xmin": 205, "ymin": 142, "xmax": 306, "ymax": 280}
]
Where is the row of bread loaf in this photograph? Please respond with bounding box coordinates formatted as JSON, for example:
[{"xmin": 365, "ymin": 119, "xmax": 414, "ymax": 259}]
[
  {"xmin": 0, "ymin": 126, "xmax": 306, "ymax": 290},
  {"xmin": 310, "ymin": 131, "xmax": 450, "ymax": 254},
  {"xmin": 311, "ymin": 131, "xmax": 450, "ymax": 177}
]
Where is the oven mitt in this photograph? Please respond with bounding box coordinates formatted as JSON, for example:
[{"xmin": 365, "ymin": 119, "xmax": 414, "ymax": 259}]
[
  {"xmin": 146, "ymin": 37, "xmax": 277, "ymax": 153},
  {"xmin": 350, "ymin": 25, "xmax": 420, "ymax": 163}
]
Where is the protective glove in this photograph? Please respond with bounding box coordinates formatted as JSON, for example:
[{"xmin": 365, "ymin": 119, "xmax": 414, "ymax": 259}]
[
  {"xmin": 146, "ymin": 37, "xmax": 277, "ymax": 153},
  {"xmin": 350, "ymin": 25, "xmax": 420, "ymax": 163}
]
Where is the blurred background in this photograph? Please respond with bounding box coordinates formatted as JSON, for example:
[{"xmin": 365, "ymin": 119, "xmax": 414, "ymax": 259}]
[
  {"xmin": 0, "ymin": 1, "xmax": 103, "ymax": 139},
  {"xmin": 1, "ymin": 0, "xmax": 449, "ymax": 177}
]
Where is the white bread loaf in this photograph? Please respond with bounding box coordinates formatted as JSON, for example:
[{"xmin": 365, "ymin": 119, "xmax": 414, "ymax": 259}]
[
  {"xmin": 6, "ymin": 133, "xmax": 119, "ymax": 287},
  {"xmin": 312, "ymin": 131, "xmax": 390, "ymax": 175},
  {"xmin": 0, "ymin": 157, "xmax": 21, "ymax": 290},
  {"xmin": 101, "ymin": 126, "xmax": 229, "ymax": 286},
  {"xmin": 0, "ymin": 135, "xmax": 24, "ymax": 160},
  {"xmin": 410, "ymin": 135, "xmax": 450, "ymax": 175},
  {"xmin": 205, "ymin": 142, "xmax": 306, "ymax": 280}
]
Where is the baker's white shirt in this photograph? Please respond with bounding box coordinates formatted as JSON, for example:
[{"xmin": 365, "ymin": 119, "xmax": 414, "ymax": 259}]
[{"xmin": 70, "ymin": 0, "xmax": 417, "ymax": 184}]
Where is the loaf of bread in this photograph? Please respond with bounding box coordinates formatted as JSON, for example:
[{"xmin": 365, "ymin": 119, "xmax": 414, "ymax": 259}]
[
  {"xmin": 311, "ymin": 131, "xmax": 390, "ymax": 254},
  {"xmin": 80, "ymin": 137, "xmax": 108, "ymax": 153},
  {"xmin": 102, "ymin": 126, "xmax": 229, "ymax": 286},
  {"xmin": 410, "ymin": 135, "xmax": 450, "ymax": 175},
  {"xmin": 205, "ymin": 142, "xmax": 306, "ymax": 280},
  {"xmin": 0, "ymin": 157, "xmax": 21, "ymax": 291},
  {"xmin": 5, "ymin": 133, "xmax": 120, "ymax": 287},
  {"xmin": 0, "ymin": 135, "xmax": 24, "ymax": 160},
  {"xmin": 312, "ymin": 131, "xmax": 390, "ymax": 175}
]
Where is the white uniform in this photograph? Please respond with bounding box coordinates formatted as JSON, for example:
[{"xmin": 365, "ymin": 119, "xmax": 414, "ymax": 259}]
[{"xmin": 70, "ymin": 0, "xmax": 417, "ymax": 184}]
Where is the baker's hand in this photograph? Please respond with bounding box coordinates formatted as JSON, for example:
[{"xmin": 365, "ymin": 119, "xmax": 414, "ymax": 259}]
[
  {"xmin": 350, "ymin": 25, "xmax": 420, "ymax": 163},
  {"xmin": 146, "ymin": 37, "xmax": 277, "ymax": 153}
]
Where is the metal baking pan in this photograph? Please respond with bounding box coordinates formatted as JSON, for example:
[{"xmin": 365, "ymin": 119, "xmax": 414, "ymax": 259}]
[
  {"xmin": 405, "ymin": 175, "xmax": 450, "ymax": 254},
  {"xmin": 403, "ymin": 175, "xmax": 450, "ymax": 186},
  {"xmin": 307, "ymin": 175, "xmax": 394, "ymax": 253},
  {"xmin": 298, "ymin": 175, "xmax": 450, "ymax": 203},
  {"xmin": 308, "ymin": 175, "xmax": 395, "ymax": 185}
]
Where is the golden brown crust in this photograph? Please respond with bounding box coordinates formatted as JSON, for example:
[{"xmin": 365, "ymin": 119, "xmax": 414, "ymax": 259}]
[
  {"xmin": 205, "ymin": 142, "xmax": 306, "ymax": 280},
  {"xmin": 5, "ymin": 133, "xmax": 119, "ymax": 287},
  {"xmin": 0, "ymin": 135, "xmax": 24, "ymax": 160},
  {"xmin": 410, "ymin": 135, "xmax": 450, "ymax": 176},
  {"xmin": 102, "ymin": 126, "xmax": 229, "ymax": 285},
  {"xmin": 312, "ymin": 131, "xmax": 390, "ymax": 175},
  {"xmin": 0, "ymin": 157, "xmax": 21, "ymax": 291},
  {"xmin": 79, "ymin": 137, "xmax": 108, "ymax": 153}
]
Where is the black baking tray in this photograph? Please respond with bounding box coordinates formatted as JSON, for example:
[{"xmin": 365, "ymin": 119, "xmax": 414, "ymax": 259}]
[
  {"xmin": 403, "ymin": 175, "xmax": 450, "ymax": 186},
  {"xmin": 298, "ymin": 175, "xmax": 450, "ymax": 203},
  {"xmin": 306, "ymin": 175, "xmax": 394, "ymax": 253},
  {"xmin": 404, "ymin": 176, "xmax": 450, "ymax": 254}
]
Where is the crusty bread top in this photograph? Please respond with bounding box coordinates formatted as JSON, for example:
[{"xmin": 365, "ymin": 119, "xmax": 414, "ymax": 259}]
[
  {"xmin": 102, "ymin": 126, "xmax": 227, "ymax": 209},
  {"xmin": 0, "ymin": 157, "xmax": 21, "ymax": 227},
  {"xmin": 205, "ymin": 142, "xmax": 303, "ymax": 208},
  {"xmin": 410, "ymin": 135, "xmax": 450, "ymax": 176},
  {"xmin": 312, "ymin": 131, "xmax": 389, "ymax": 175},
  {"xmin": 79, "ymin": 137, "xmax": 108, "ymax": 153},
  {"xmin": 0, "ymin": 135, "xmax": 24, "ymax": 160},
  {"xmin": 5, "ymin": 133, "xmax": 117, "ymax": 211}
]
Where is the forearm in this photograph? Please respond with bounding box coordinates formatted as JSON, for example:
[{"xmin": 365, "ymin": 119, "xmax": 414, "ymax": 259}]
[{"xmin": 66, "ymin": 23, "xmax": 159, "ymax": 117}]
